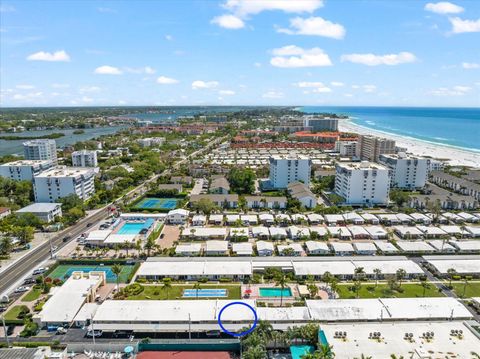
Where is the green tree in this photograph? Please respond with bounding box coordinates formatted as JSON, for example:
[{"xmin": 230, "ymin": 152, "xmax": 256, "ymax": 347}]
[
  {"xmin": 274, "ymin": 272, "xmax": 288, "ymax": 306},
  {"xmin": 447, "ymin": 268, "xmax": 457, "ymax": 288},
  {"xmin": 373, "ymin": 268, "xmax": 382, "ymax": 288},
  {"xmin": 0, "ymin": 236, "xmax": 13, "ymax": 255},
  {"xmin": 191, "ymin": 198, "xmax": 218, "ymax": 215},
  {"xmin": 112, "ymin": 264, "xmax": 122, "ymax": 289},
  {"xmin": 228, "ymin": 167, "xmax": 256, "ymax": 194},
  {"xmin": 396, "ymin": 268, "xmax": 406, "ymax": 288},
  {"xmin": 193, "ymin": 282, "xmax": 201, "ymax": 299},
  {"xmin": 163, "ymin": 278, "xmax": 172, "ymax": 299}
]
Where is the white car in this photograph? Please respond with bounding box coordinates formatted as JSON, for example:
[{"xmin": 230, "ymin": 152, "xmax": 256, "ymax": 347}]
[
  {"xmin": 14, "ymin": 286, "xmax": 30, "ymax": 293},
  {"xmin": 86, "ymin": 330, "xmax": 103, "ymax": 337},
  {"xmin": 33, "ymin": 267, "xmax": 48, "ymax": 275}
]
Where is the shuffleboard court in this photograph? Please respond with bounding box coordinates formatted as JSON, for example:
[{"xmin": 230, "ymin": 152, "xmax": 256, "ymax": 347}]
[{"xmin": 183, "ymin": 289, "xmax": 228, "ymax": 298}]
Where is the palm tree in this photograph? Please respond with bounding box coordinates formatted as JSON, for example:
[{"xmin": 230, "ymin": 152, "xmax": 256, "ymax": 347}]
[
  {"xmin": 193, "ymin": 282, "xmax": 201, "ymax": 299},
  {"xmin": 373, "ymin": 268, "xmax": 382, "ymax": 288},
  {"xmin": 271, "ymin": 330, "xmax": 286, "ymax": 351},
  {"xmin": 354, "ymin": 267, "xmax": 365, "ymax": 281},
  {"xmin": 322, "ymin": 271, "xmax": 333, "ymax": 285},
  {"xmin": 144, "ymin": 236, "xmax": 156, "ymax": 257},
  {"xmin": 123, "ymin": 240, "xmax": 130, "ymax": 257},
  {"xmin": 330, "ymin": 278, "xmax": 339, "ymax": 297},
  {"xmin": 308, "ymin": 283, "xmax": 319, "ymax": 299},
  {"xmin": 447, "ymin": 268, "xmax": 457, "ymax": 288},
  {"xmin": 243, "ymin": 345, "xmax": 266, "ymax": 359},
  {"xmin": 462, "ymin": 276, "xmax": 471, "ymax": 298},
  {"xmin": 420, "ymin": 277, "xmax": 430, "ymax": 297},
  {"xmin": 275, "ymin": 272, "xmax": 288, "ymax": 306},
  {"xmin": 111, "ymin": 264, "xmax": 122, "ymax": 289},
  {"xmin": 353, "ymin": 279, "xmax": 362, "ymax": 298},
  {"xmin": 354, "ymin": 356, "xmax": 372, "ymax": 359},
  {"xmin": 163, "ymin": 278, "xmax": 172, "ymax": 299},
  {"xmin": 396, "ymin": 268, "xmax": 406, "ymax": 288}
]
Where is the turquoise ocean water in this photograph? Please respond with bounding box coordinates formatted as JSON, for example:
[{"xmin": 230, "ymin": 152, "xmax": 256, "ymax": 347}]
[{"xmin": 301, "ymin": 106, "xmax": 480, "ymax": 152}]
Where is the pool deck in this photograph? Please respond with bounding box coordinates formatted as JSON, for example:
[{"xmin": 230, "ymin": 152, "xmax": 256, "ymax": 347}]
[{"xmin": 241, "ymin": 284, "xmax": 300, "ymax": 304}]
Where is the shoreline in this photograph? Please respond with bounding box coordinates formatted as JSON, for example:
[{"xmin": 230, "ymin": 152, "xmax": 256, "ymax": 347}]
[{"xmin": 339, "ymin": 118, "xmax": 480, "ymax": 168}]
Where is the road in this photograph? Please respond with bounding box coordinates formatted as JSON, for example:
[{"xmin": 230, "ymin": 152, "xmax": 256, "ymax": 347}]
[{"xmin": 0, "ymin": 135, "xmax": 227, "ymax": 297}]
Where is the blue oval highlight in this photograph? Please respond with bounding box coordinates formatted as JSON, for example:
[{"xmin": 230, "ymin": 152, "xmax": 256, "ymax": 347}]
[{"xmin": 217, "ymin": 301, "xmax": 258, "ymax": 337}]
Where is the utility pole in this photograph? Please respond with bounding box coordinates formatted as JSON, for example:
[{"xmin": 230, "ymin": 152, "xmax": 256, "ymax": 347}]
[
  {"xmin": 1, "ymin": 315, "xmax": 10, "ymax": 347},
  {"xmin": 188, "ymin": 313, "xmax": 191, "ymax": 340},
  {"xmin": 91, "ymin": 314, "xmax": 95, "ymax": 345}
]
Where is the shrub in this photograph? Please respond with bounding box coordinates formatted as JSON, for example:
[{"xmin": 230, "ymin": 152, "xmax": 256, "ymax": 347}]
[
  {"xmin": 124, "ymin": 283, "xmax": 144, "ymax": 296},
  {"xmin": 17, "ymin": 306, "xmax": 30, "ymax": 319},
  {"xmin": 20, "ymin": 320, "xmax": 39, "ymax": 337}
]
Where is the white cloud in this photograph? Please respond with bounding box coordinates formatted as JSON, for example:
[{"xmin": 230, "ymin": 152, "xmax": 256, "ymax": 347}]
[
  {"xmin": 211, "ymin": 14, "xmax": 245, "ymax": 29},
  {"xmin": 223, "ymin": 0, "xmax": 323, "ymax": 17},
  {"xmin": 219, "ymin": 90, "xmax": 236, "ymax": 95},
  {"xmin": 97, "ymin": 7, "xmax": 117, "ymax": 13},
  {"xmin": 79, "ymin": 86, "xmax": 101, "ymax": 93},
  {"xmin": 462, "ymin": 62, "xmax": 480, "ymax": 69},
  {"xmin": 270, "ymin": 45, "xmax": 332, "ymax": 68},
  {"xmin": 254, "ymin": 62, "xmax": 262, "ymax": 67},
  {"xmin": 16, "ymin": 84, "xmax": 35, "ymax": 90},
  {"xmin": 425, "ymin": 2, "xmax": 463, "ymax": 14},
  {"xmin": 262, "ymin": 91, "xmax": 284, "ymax": 99},
  {"xmin": 294, "ymin": 81, "xmax": 332, "ymax": 93},
  {"xmin": 94, "ymin": 65, "xmax": 123, "ymax": 75},
  {"xmin": 431, "ymin": 85, "xmax": 471, "ymax": 96},
  {"xmin": 156, "ymin": 76, "xmax": 179, "ymax": 84},
  {"xmin": 330, "ymin": 81, "xmax": 344, "ymax": 87},
  {"xmin": 144, "ymin": 66, "xmax": 156, "ymax": 74},
  {"xmin": 449, "ymin": 17, "xmax": 480, "ymax": 33},
  {"xmin": 191, "ymin": 80, "xmax": 219, "ymax": 89},
  {"xmin": 341, "ymin": 52, "xmax": 417, "ymax": 66},
  {"xmin": 165, "ymin": 34, "xmax": 173, "ymax": 41},
  {"xmin": 278, "ymin": 16, "xmax": 345, "ymax": 39},
  {"xmin": 27, "ymin": 50, "xmax": 70, "ymax": 62},
  {"xmin": 81, "ymin": 96, "xmax": 94, "ymax": 103},
  {"xmin": 12, "ymin": 92, "xmax": 43, "ymax": 101},
  {"xmin": 124, "ymin": 66, "xmax": 156, "ymax": 74},
  {"xmin": 363, "ymin": 85, "xmax": 377, "ymax": 93},
  {"xmin": 51, "ymin": 83, "xmax": 70, "ymax": 88}
]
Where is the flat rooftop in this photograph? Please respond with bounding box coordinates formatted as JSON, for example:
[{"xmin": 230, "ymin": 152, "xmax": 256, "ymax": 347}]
[
  {"xmin": 35, "ymin": 166, "xmax": 94, "ymax": 178},
  {"xmin": 336, "ymin": 161, "xmax": 388, "ymax": 170},
  {"xmin": 1, "ymin": 159, "xmax": 52, "ymax": 166}
]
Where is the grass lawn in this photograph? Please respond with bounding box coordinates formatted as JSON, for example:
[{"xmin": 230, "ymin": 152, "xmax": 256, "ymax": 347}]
[
  {"xmin": 448, "ymin": 281, "xmax": 480, "ymax": 298},
  {"xmin": 336, "ymin": 282, "xmax": 443, "ymax": 299},
  {"xmin": 21, "ymin": 287, "xmax": 42, "ymax": 302},
  {"xmin": 4, "ymin": 305, "xmax": 26, "ymax": 321},
  {"xmin": 125, "ymin": 284, "xmax": 241, "ymax": 300}
]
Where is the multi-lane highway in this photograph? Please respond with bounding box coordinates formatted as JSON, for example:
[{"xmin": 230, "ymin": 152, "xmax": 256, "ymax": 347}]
[{"xmin": 0, "ymin": 136, "xmax": 227, "ymax": 297}]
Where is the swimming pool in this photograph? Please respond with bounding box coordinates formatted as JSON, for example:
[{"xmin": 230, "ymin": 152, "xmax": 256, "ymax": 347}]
[
  {"xmin": 117, "ymin": 218, "xmax": 154, "ymax": 235},
  {"xmin": 182, "ymin": 289, "xmax": 228, "ymax": 298},
  {"xmin": 290, "ymin": 345, "xmax": 315, "ymax": 359},
  {"xmin": 259, "ymin": 287, "xmax": 292, "ymax": 297}
]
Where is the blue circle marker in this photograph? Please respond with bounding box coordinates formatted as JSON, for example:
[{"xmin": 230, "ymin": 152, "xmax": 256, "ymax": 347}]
[{"xmin": 217, "ymin": 301, "xmax": 258, "ymax": 337}]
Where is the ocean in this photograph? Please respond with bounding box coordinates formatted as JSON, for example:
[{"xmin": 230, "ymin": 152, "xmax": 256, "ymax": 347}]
[{"xmin": 301, "ymin": 106, "xmax": 480, "ymax": 152}]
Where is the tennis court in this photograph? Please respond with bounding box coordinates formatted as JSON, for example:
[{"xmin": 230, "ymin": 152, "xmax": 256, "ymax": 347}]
[
  {"xmin": 183, "ymin": 289, "xmax": 228, "ymax": 298},
  {"xmin": 134, "ymin": 197, "xmax": 179, "ymax": 210},
  {"xmin": 48, "ymin": 264, "xmax": 135, "ymax": 283}
]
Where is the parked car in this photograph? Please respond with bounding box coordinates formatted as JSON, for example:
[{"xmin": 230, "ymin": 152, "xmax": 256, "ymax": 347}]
[
  {"xmin": 14, "ymin": 286, "xmax": 30, "ymax": 293},
  {"xmin": 32, "ymin": 267, "xmax": 48, "ymax": 275},
  {"xmin": 56, "ymin": 327, "xmax": 67, "ymax": 334},
  {"xmin": 23, "ymin": 278, "xmax": 35, "ymax": 285},
  {"xmin": 86, "ymin": 330, "xmax": 103, "ymax": 337}
]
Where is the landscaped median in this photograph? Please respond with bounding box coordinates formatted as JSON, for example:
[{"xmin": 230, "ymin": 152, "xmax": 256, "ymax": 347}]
[{"xmin": 336, "ymin": 282, "xmax": 443, "ymax": 299}]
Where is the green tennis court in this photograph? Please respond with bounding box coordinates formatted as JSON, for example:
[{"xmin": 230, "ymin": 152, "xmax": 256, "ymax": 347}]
[
  {"xmin": 133, "ymin": 197, "xmax": 179, "ymax": 210},
  {"xmin": 48, "ymin": 264, "xmax": 135, "ymax": 283}
]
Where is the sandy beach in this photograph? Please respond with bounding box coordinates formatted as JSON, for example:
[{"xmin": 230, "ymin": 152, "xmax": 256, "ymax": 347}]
[{"xmin": 339, "ymin": 119, "xmax": 480, "ymax": 168}]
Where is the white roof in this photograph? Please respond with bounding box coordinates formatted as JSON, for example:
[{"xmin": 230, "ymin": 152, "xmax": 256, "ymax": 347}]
[
  {"xmin": 251, "ymin": 226, "xmax": 270, "ymax": 237},
  {"xmin": 396, "ymin": 213, "xmax": 413, "ymax": 222},
  {"xmin": 442, "ymin": 212, "xmax": 462, "ymax": 221},
  {"xmin": 324, "ymin": 214, "xmax": 344, "ymax": 223},
  {"xmin": 205, "ymin": 240, "xmax": 228, "ymax": 252},
  {"xmin": 439, "ymin": 225, "xmax": 463, "ymax": 234},
  {"xmin": 396, "ymin": 241, "xmax": 435, "ymax": 252},
  {"xmin": 209, "ymin": 214, "xmax": 223, "ymax": 222},
  {"xmin": 278, "ymin": 243, "xmax": 303, "ymax": 253},
  {"xmin": 192, "ymin": 214, "xmax": 206, "ymax": 222},
  {"xmin": 309, "ymin": 226, "xmax": 328, "ymax": 236},
  {"xmin": 374, "ymin": 241, "xmax": 399, "ymax": 252},
  {"xmin": 328, "ymin": 227, "xmax": 352, "ymax": 237},
  {"xmin": 394, "ymin": 226, "xmax": 424, "ymax": 237},
  {"xmin": 360, "ymin": 213, "xmax": 379, "ymax": 222},
  {"xmin": 353, "ymin": 242, "xmax": 377, "ymax": 252},
  {"xmin": 293, "ymin": 261, "xmax": 355, "ymax": 276},
  {"xmin": 288, "ymin": 226, "xmax": 310, "ymax": 238},
  {"xmin": 259, "ymin": 213, "xmax": 274, "ymax": 221},
  {"xmin": 269, "ymin": 227, "xmax": 287, "ymax": 237},
  {"xmin": 256, "ymin": 241, "xmax": 274, "ymax": 251},
  {"xmin": 232, "ymin": 242, "xmax": 253, "ymax": 255},
  {"xmin": 74, "ymin": 303, "xmax": 100, "ymax": 323},
  {"xmin": 17, "ymin": 202, "xmax": 61, "ymax": 213},
  {"xmin": 425, "ymin": 256, "xmax": 480, "ymax": 274},
  {"xmin": 276, "ymin": 213, "xmax": 291, "ymax": 221},
  {"xmin": 305, "ymin": 241, "xmax": 330, "ymax": 252},
  {"xmin": 225, "ymin": 214, "xmax": 240, "ymax": 222},
  {"xmin": 352, "ymin": 259, "xmax": 423, "ymax": 275},
  {"xmin": 182, "ymin": 227, "xmax": 227, "ymax": 237},
  {"xmin": 378, "ymin": 213, "xmax": 400, "ymax": 221},
  {"xmin": 168, "ymin": 209, "xmax": 189, "ymax": 216},
  {"xmin": 306, "ymin": 299, "xmax": 385, "ymax": 321},
  {"xmin": 37, "ymin": 274, "xmax": 102, "ymax": 323},
  {"xmin": 291, "ymin": 214, "xmax": 307, "ymax": 222},
  {"xmin": 104, "ymin": 234, "xmax": 137, "ymax": 244},
  {"xmin": 417, "ymin": 225, "xmax": 447, "ymax": 236},
  {"xmin": 428, "ymin": 240, "xmax": 456, "ymax": 251},
  {"xmin": 86, "ymin": 230, "xmax": 112, "ymax": 242},
  {"xmin": 136, "ymin": 260, "xmax": 252, "ymax": 276},
  {"xmin": 457, "ymin": 212, "xmax": 477, "ymax": 221},
  {"xmin": 229, "ymin": 227, "xmax": 249, "ymax": 237},
  {"xmin": 257, "ymin": 307, "xmax": 311, "ymax": 322},
  {"xmin": 382, "ymin": 297, "xmax": 471, "ymax": 320},
  {"xmin": 347, "ymin": 225, "xmax": 369, "ymax": 237},
  {"xmin": 175, "ymin": 243, "xmax": 202, "ymax": 253},
  {"xmin": 450, "ymin": 240, "xmax": 480, "ymax": 251},
  {"xmin": 466, "ymin": 226, "xmax": 480, "ymax": 236},
  {"xmin": 364, "ymin": 226, "xmax": 388, "ymax": 237},
  {"xmin": 307, "ymin": 213, "xmax": 323, "ymax": 222},
  {"xmin": 241, "ymin": 214, "xmax": 258, "ymax": 222},
  {"xmin": 330, "ymin": 242, "xmax": 354, "ymax": 252},
  {"xmin": 343, "ymin": 212, "xmax": 364, "ymax": 222},
  {"xmin": 410, "ymin": 213, "xmax": 431, "ymax": 222}
]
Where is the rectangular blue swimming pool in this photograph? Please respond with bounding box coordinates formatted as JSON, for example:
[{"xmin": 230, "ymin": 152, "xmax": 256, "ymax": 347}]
[
  {"xmin": 259, "ymin": 287, "xmax": 292, "ymax": 297},
  {"xmin": 117, "ymin": 218, "xmax": 154, "ymax": 235},
  {"xmin": 182, "ymin": 289, "xmax": 228, "ymax": 298}
]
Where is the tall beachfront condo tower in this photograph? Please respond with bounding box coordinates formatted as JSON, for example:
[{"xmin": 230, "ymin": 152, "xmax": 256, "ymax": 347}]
[
  {"xmin": 33, "ymin": 166, "xmax": 95, "ymax": 202},
  {"xmin": 303, "ymin": 116, "xmax": 339, "ymax": 132},
  {"xmin": 0, "ymin": 160, "xmax": 54, "ymax": 181},
  {"xmin": 335, "ymin": 161, "xmax": 390, "ymax": 206},
  {"xmin": 358, "ymin": 135, "xmax": 396, "ymax": 162},
  {"xmin": 379, "ymin": 153, "xmax": 430, "ymax": 190},
  {"xmin": 71, "ymin": 150, "xmax": 98, "ymax": 167},
  {"xmin": 23, "ymin": 139, "xmax": 58, "ymax": 165},
  {"xmin": 269, "ymin": 155, "xmax": 312, "ymax": 189}
]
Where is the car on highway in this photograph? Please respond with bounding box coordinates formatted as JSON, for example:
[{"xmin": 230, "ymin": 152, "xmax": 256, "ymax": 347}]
[
  {"xmin": 86, "ymin": 223, "xmax": 93, "ymax": 228},
  {"xmin": 14, "ymin": 286, "xmax": 30, "ymax": 293},
  {"xmin": 32, "ymin": 267, "xmax": 49, "ymax": 275},
  {"xmin": 62, "ymin": 234, "xmax": 71, "ymax": 242},
  {"xmin": 51, "ymin": 246, "xmax": 58, "ymax": 252},
  {"xmin": 86, "ymin": 330, "xmax": 103, "ymax": 337}
]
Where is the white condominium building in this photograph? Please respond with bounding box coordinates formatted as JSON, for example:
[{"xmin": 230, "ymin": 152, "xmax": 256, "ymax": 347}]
[
  {"xmin": 303, "ymin": 116, "xmax": 339, "ymax": 132},
  {"xmin": 335, "ymin": 141, "xmax": 358, "ymax": 158},
  {"xmin": 379, "ymin": 153, "xmax": 430, "ymax": 189},
  {"xmin": 23, "ymin": 139, "xmax": 58, "ymax": 164},
  {"xmin": 71, "ymin": 150, "xmax": 98, "ymax": 167},
  {"xmin": 358, "ymin": 135, "xmax": 395, "ymax": 162},
  {"xmin": 269, "ymin": 155, "xmax": 312, "ymax": 189},
  {"xmin": 33, "ymin": 166, "xmax": 95, "ymax": 202},
  {"xmin": 137, "ymin": 137, "xmax": 165, "ymax": 147},
  {"xmin": 335, "ymin": 161, "xmax": 390, "ymax": 206},
  {"xmin": 0, "ymin": 160, "xmax": 54, "ymax": 181}
]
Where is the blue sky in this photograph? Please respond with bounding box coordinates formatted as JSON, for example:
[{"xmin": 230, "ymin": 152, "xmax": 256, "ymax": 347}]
[{"xmin": 1, "ymin": 0, "xmax": 479, "ymax": 107}]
